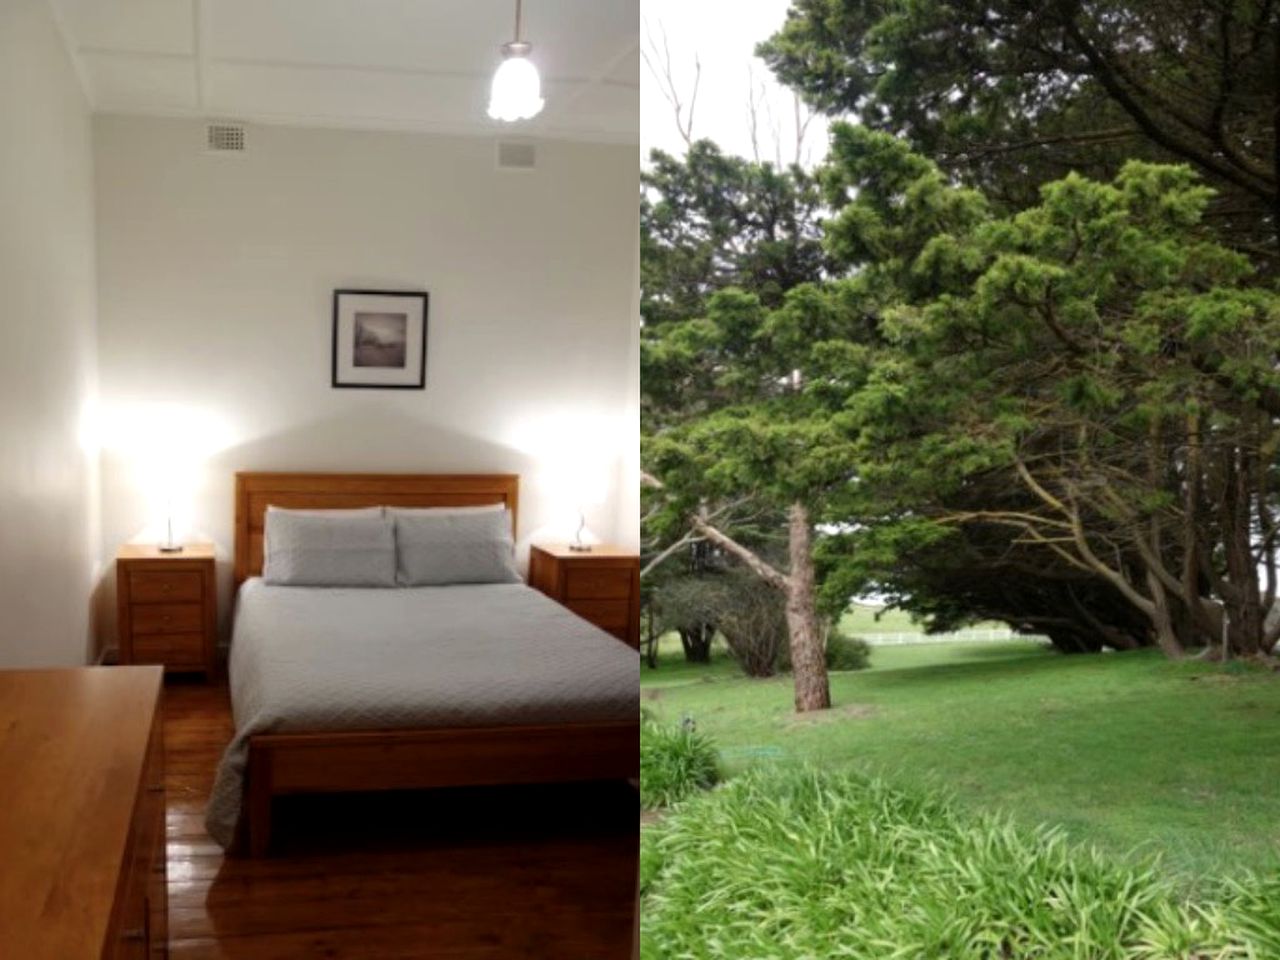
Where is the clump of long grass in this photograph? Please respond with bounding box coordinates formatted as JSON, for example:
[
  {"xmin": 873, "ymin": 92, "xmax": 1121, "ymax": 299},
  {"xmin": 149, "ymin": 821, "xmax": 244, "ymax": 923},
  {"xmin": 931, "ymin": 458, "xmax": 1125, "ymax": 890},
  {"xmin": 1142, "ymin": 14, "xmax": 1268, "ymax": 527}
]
[
  {"xmin": 641, "ymin": 766, "xmax": 1274, "ymax": 959},
  {"xmin": 640, "ymin": 710, "xmax": 720, "ymax": 810}
]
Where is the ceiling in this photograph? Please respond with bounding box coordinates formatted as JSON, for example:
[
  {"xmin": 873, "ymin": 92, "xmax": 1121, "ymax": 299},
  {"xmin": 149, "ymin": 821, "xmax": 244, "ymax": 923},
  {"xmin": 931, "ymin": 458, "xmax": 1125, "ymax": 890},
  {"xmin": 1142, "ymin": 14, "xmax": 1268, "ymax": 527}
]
[{"xmin": 47, "ymin": 0, "xmax": 639, "ymax": 143}]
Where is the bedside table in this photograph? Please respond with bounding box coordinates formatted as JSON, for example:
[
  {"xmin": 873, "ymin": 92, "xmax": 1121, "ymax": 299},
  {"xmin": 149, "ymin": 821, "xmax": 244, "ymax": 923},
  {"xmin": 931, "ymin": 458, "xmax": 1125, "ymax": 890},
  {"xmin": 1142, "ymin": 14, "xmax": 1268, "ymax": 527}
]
[
  {"xmin": 528, "ymin": 543, "xmax": 640, "ymax": 649},
  {"xmin": 116, "ymin": 542, "xmax": 217, "ymax": 678}
]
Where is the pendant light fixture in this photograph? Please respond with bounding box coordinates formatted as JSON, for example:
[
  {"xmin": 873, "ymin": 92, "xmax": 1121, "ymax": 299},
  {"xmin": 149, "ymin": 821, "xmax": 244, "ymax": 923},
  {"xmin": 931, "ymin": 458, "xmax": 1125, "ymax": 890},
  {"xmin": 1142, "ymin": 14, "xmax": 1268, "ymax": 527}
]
[{"xmin": 487, "ymin": 0, "xmax": 545, "ymax": 121}]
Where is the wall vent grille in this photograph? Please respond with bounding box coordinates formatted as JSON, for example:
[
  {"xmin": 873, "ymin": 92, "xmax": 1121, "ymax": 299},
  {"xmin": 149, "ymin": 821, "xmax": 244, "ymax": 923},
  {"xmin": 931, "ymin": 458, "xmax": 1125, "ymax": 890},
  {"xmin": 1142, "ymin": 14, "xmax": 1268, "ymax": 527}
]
[
  {"xmin": 206, "ymin": 122, "xmax": 246, "ymax": 153},
  {"xmin": 496, "ymin": 140, "xmax": 536, "ymax": 170}
]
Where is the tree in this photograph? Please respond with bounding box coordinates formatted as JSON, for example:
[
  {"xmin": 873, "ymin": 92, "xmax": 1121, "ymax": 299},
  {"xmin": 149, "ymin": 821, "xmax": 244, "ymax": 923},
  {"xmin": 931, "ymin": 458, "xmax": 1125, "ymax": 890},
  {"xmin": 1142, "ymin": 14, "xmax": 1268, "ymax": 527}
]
[
  {"xmin": 815, "ymin": 125, "xmax": 1280, "ymax": 657},
  {"xmin": 642, "ymin": 141, "xmax": 832, "ymax": 329},
  {"xmin": 642, "ymin": 145, "xmax": 844, "ymax": 710},
  {"xmin": 644, "ymin": 280, "xmax": 883, "ymax": 709},
  {"xmin": 760, "ymin": 0, "xmax": 1280, "ymax": 257}
]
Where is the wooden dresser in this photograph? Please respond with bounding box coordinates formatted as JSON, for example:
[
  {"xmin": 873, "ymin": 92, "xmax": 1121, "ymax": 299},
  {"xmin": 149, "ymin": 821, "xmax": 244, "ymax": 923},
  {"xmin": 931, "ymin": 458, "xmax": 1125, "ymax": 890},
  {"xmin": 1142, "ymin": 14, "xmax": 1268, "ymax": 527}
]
[
  {"xmin": 528, "ymin": 543, "xmax": 641, "ymax": 649},
  {"xmin": 117, "ymin": 543, "xmax": 216, "ymax": 678},
  {"xmin": 0, "ymin": 667, "xmax": 166, "ymax": 959}
]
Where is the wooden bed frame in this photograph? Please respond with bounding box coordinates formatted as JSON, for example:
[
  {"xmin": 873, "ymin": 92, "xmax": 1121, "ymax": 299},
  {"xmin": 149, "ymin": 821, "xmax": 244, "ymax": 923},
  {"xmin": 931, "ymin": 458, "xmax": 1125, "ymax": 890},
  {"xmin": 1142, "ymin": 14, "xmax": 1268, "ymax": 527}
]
[{"xmin": 233, "ymin": 472, "xmax": 638, "ymax": 856}]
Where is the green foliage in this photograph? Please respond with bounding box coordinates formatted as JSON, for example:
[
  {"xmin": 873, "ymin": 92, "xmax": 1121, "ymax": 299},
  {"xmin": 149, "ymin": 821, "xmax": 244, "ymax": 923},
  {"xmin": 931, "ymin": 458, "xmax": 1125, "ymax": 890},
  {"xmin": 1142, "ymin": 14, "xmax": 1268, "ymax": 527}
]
[
  {"xmin": 642, "ymin": 141, "xmax": 832, "ymax": 329},
  {"xmin": 651, "ymin": 574, "xmax": 723, "ymax": 634},
  {"xmin": 641, "ymin": 765, "xmax": 1274, "ymax": 958},
  {"xmin": 824, "ymin": 630, "xmax": 871, "ymax": 671},
  {"xmin": 810, "ymin": 130, "xmax": 1280, "ymax": 655},
  {"xmin": 639, "ymin": 712, "xmax": 721, "ymax": 810},
  {"xmin": 760, "ymin": 0, "xmax": 1278, "ymax": 252}
]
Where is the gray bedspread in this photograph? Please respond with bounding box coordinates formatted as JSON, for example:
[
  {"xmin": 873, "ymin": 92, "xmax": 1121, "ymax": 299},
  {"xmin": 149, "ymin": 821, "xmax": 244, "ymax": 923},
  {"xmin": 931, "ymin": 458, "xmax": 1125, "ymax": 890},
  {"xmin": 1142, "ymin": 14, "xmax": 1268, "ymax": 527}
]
[{"xmin": 205, "ymin": 579, "xmax": 639, "ymax": 848}]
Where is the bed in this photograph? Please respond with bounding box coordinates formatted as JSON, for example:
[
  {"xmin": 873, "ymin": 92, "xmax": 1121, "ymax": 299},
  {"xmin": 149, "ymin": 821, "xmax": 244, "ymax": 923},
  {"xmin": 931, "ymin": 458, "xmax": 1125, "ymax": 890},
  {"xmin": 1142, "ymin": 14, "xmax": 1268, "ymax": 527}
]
[{"xmin": 207, "ymin": 472, "xmax": 639, "ymax": 856}]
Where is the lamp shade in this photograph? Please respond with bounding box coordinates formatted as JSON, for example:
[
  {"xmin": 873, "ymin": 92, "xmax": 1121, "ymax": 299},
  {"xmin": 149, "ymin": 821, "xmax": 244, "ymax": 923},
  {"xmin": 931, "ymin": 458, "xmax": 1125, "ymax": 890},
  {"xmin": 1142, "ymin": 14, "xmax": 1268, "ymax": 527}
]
[{"xmin": 488, "ymin": 53, "xmax": 544, "ymax": 121}]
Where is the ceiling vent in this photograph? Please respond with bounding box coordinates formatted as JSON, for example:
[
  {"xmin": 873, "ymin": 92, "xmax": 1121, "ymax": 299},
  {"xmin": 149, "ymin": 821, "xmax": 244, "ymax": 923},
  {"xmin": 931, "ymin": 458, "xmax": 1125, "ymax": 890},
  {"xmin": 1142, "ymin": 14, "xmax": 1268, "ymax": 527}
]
[
  {"xmin": 205, "ymin": 122, "xmax": 246, "ymax": 154},
  {"xmin": 496, "ymin": 140, "xmax": 536, "ymax": 171}
]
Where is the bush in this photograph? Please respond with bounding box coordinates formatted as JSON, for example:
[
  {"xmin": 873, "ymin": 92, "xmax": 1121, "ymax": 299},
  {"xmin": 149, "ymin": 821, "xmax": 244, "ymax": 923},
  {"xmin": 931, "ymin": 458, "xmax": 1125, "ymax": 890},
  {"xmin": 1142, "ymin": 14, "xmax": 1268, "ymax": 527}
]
[
  {"xmin": 714, "ymin": 568, "xmax": 788, "ymax": 678},
  {"xmin": 825, "ymin": 630, "xmax": 871, "ymax": 671},
  {"xmin": 641, "ymin": 765, "xmax": 1270, "ymax": 959},
  {"xmin": 651, "ymin": 575, "xmax": 725, "ymax": 664},
  {"xmin": 653, "ymin": 568, "xmax": 790, "ymax": 676},
  {"xmin": 639, "ymin": 712, "xmax": 720, "ymax": 810},
  {"xmin": 778, "ymin": 628, "xmax": 872, "ymax": 673}
]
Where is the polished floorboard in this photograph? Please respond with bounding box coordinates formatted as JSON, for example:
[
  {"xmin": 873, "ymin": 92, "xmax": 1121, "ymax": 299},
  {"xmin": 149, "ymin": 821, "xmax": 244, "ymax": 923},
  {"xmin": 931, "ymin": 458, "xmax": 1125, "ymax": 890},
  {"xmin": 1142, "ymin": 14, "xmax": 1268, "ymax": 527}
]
[{"xmin": 163, "ymin": 679, "xmax": 638, "ymax": 958}]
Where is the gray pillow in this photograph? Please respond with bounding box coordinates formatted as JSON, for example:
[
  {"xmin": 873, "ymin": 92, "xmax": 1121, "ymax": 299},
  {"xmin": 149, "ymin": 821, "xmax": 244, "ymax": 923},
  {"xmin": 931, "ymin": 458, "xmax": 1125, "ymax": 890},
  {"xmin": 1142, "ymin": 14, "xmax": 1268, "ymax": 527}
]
[
  {"xmin": 394, "ymin": 509, "xmax": 521, "ymax": 585},
  {"xmin": 263, "ymin": 513, "xmax": 396, "ymax": 587}
]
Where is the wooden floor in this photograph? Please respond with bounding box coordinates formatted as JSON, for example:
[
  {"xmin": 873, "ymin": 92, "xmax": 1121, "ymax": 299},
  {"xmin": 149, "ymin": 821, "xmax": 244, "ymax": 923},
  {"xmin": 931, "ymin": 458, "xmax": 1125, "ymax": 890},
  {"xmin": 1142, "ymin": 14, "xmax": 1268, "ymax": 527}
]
[{"xmin": 163, "ymin": 679, "xmax": 638, "ymax": 958}]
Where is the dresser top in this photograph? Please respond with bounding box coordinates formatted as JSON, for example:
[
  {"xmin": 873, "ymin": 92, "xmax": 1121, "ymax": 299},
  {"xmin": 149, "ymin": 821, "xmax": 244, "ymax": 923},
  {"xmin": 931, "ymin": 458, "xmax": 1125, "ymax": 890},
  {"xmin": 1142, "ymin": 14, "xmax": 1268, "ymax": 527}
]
[
  {"xmin": 0, "ymin": 666, "xmax": 163, "ymax": 958},
  {"xmin": 118, "ymin": 541, "xmax": 215, "ymax": 561}
]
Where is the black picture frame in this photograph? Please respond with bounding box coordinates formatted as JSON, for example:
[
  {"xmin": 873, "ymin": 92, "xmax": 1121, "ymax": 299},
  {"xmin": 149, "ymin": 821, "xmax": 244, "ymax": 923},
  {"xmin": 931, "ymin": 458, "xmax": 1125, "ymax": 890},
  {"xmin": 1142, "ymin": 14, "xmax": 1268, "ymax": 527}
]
[{"xmin": 331, "ymin": 288, "xmax": 429, "ymax": 390}]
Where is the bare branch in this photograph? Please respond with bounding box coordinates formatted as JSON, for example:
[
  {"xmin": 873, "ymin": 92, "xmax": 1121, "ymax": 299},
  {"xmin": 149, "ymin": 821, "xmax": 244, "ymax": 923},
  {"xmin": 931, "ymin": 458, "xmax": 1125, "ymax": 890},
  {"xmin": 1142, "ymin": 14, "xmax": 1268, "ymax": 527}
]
[
  {"xmin": 691, "ymin": 508, "xmax": 790, "ymax": 591},
  {"xmin": 641, "ymin": 19, "xmax": 699, "ymax": 149},
  {"xmin": 640, "ymin": 531, "xmax": 701, "ymax": 579},
  {"xmin": 793, "ymin": 92, "xmax": 814, "ymax": 167}
]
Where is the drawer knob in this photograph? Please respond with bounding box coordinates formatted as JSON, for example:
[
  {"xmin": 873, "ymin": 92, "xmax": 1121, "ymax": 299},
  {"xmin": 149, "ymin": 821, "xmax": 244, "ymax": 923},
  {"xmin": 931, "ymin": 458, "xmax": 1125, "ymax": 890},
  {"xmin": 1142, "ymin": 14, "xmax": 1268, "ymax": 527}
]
[
  {"xmin": 121, "ymin": 928, "xmax": 145, "ymax": 942},
  {"xmin": 162, "ymin": 584, "xmax": 171, "ymax": 593}
]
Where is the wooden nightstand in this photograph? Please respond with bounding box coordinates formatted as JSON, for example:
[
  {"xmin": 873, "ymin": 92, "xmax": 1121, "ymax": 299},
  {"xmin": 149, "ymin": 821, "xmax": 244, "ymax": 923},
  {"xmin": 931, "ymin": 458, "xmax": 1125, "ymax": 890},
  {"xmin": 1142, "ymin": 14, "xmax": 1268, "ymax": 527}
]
[
  {"xmin": 117, "ymin": 542, "xmax": 217, "ymax": 678},
  {"xmin": 528, "ymin": 543, "xmax": 640, "ymax": 649}
]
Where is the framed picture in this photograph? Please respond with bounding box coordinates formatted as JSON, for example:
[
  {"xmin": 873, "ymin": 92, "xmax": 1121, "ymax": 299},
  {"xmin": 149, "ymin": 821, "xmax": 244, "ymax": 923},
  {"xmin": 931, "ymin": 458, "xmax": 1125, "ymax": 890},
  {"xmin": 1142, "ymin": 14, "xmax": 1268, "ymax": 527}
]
[{"xmin": 331, "ymin": 289, "xmax": 428, "ymax": 389}]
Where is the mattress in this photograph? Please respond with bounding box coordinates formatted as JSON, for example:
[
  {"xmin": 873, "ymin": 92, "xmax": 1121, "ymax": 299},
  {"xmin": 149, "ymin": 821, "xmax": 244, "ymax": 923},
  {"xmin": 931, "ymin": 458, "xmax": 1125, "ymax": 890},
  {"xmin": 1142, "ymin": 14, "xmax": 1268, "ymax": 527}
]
[{"xmin": 205, "ymin": 579, "xmax": 639, "ymax": 848}]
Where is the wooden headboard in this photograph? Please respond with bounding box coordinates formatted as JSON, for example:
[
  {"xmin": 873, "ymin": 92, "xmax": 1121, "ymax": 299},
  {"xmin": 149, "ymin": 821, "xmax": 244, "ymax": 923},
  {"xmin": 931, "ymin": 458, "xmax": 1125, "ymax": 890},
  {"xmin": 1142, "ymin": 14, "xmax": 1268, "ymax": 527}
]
[{"xmin": 234, "ymin": 472, "xmax": 520, "ymax": 587}]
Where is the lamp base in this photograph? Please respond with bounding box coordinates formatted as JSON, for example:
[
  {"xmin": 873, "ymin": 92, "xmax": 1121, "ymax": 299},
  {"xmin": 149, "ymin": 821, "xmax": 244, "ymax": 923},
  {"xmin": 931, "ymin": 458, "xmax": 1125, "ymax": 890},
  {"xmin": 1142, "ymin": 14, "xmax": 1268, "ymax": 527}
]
[
  {"xmin": 157, "ymin": 543, "xmax": 184, "ymax": 554},
  {"xmin": 568, "ymin": 542, "xmax": 592, "ymax": 552}
]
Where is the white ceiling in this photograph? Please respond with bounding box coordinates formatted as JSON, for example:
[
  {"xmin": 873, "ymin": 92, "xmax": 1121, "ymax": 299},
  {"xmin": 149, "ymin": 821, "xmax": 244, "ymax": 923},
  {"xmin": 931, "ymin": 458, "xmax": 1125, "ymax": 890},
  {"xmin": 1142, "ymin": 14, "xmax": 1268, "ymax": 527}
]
[{"xmin": 47, "ymin": 0, "xmax": 639, "ymax": 143}]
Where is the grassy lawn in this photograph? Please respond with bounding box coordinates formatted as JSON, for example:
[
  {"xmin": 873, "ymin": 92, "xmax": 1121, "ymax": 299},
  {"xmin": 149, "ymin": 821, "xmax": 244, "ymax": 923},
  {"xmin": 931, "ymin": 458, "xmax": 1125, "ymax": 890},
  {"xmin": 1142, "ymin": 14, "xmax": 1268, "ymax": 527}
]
[{"xmin": 641, "ymin": 636, "xmax": 1280, "ymax": 886}]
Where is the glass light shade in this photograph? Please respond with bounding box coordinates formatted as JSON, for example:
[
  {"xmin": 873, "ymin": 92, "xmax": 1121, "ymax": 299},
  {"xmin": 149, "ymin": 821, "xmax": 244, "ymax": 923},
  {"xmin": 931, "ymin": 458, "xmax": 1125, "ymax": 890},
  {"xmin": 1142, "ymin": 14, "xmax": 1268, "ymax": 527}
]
[{"xmin": 488, "ymin": 54, "xmax": 544, "ymax": 121}]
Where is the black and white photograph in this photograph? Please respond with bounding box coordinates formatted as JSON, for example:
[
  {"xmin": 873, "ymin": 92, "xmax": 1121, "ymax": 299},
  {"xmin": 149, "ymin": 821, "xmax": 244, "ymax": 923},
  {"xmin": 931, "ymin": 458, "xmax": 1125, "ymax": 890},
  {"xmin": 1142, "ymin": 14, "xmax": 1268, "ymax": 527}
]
[
  {"xmin": 332, "ymin": 289, "xmax": 428, "ymax": 388},
  {"xmin": 353, "ymin": 312, "xmax": 407, "ymax": 368}
]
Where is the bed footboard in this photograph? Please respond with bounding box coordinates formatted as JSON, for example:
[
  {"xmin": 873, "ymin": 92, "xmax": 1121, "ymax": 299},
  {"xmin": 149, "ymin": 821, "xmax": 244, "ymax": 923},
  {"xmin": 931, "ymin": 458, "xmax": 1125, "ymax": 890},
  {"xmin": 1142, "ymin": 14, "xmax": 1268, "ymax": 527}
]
[{"xmin": 244, "ymin": 720, "xmax": 639, "ymax": 856}]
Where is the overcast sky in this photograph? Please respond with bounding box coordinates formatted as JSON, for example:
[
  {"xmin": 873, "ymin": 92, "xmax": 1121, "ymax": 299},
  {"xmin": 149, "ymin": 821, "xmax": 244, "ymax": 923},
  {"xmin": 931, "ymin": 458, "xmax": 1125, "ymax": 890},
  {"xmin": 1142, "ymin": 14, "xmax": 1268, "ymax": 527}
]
[{"xmin": 639, "ymin": 0, "xmax": 831, "ymax": 168}]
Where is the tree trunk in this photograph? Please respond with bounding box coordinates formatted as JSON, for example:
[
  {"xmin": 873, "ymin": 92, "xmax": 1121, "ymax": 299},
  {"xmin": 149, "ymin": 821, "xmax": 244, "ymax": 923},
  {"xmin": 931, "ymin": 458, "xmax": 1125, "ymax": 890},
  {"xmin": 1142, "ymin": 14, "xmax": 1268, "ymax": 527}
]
[
  {"xmin": 784, "ymin": 502, "xmax": 831, "ymax": 712},
  {"xmin": 1221, "ymin": 449, "xmax": 1264, "ymax": 656},
  {"xmin": 1146, "ymin": 570, "xmax": 1186, "ymax": 659},
  {"xmin": 677, "ymin": 624, "xmax": 714, "ymax": 663},
  {"xmin": 689, "ymin": 503, "xmax": 830, "ymax": 712}
]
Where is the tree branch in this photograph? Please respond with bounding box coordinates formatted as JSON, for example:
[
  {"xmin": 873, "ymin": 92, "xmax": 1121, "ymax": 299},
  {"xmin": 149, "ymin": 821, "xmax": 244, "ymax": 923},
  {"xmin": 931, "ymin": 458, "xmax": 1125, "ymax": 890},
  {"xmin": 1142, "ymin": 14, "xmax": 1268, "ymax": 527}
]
[{"xmin": 691, "ymin": 508, "xmax": 791, "ymax": 591}]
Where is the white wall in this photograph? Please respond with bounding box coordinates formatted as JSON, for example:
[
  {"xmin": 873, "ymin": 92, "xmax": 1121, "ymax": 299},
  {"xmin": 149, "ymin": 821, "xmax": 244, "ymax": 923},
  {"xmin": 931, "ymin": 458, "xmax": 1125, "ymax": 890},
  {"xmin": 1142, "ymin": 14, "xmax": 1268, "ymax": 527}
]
[
  {"xmin": 0, "ymin": 0, "xmax": 102, "ymax": 666},
  {"xmin": 94, "ymin": 115, "xmax": 638, "ymax": 637}
]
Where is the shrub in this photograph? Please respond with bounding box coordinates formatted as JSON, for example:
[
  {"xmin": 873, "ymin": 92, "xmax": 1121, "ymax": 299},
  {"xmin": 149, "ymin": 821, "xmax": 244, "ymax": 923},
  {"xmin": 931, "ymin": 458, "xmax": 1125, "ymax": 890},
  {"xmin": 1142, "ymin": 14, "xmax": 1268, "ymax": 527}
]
[
  {"xmin": 714, "ymin": 568, "xmax": 788, "ymax": 678},
  {"xmin": 639, "ymin": 713, "xmax": 720, "ymax": 810},
  {"xmin": 777, "ymin": 628, "xmax": 872, "ymax": 673},
  {"xmin": 651, "ymin": 575, "xmax": 726, "ymax": 664},
  {"xmin": 653, "ymin": 567, "xmax": 790, "ymax": 676},
  {"xmin": 826, "ymin": 630, "xmax": 872, "ymax": 671},
  {"xmin": 641, "ymin": 765, "xmax": 1269, "ymax": 959}
]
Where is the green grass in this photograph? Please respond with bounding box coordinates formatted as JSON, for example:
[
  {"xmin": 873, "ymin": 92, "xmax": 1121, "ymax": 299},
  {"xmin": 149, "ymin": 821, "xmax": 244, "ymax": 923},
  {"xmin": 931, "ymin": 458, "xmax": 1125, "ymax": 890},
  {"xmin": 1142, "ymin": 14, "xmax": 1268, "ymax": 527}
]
[
  {"xmin": 641, "ymin": 638, "xmax": 1280, "ymax": 885},
  {"xmin": 642, "ymin": 766, "xmax": 1280, "ymax": 959},
  {"xmin": 839, "ymin": 602, "xmax": 1011, "ymax": 636},
  {"xmin": 639, "ymin": 711, "xmax": 721, "ymax": 809}
]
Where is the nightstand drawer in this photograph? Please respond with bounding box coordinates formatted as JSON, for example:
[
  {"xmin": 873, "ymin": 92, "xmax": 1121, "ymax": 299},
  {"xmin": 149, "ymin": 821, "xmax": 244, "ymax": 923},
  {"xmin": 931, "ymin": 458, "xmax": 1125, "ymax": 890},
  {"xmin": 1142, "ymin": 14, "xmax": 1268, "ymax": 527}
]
[
  {"xmin": 129, "ymin": 570, "xmax": 202, "ymax": 604},
  {"xmin": 564, "ymin": 566, "xmax": 632, "ymax": 600},
  {"xmin": 132, "ymin": 634, "xmax": 205, "ymax": 666},
  {"xmin": 566, "ymin": 599, "xmax": 630, "ymax": 633},
  {"xmin": 131, "ymin": 603, "xmax": 203, "ymax": 635}
]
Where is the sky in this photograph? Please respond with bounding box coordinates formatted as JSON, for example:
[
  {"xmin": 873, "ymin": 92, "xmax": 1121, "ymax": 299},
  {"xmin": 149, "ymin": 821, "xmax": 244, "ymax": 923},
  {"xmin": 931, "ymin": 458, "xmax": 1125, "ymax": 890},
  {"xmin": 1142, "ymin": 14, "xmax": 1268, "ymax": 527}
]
[{"xmin": 639, "ymin": 0, "xmax": 831, "ymax": 168}]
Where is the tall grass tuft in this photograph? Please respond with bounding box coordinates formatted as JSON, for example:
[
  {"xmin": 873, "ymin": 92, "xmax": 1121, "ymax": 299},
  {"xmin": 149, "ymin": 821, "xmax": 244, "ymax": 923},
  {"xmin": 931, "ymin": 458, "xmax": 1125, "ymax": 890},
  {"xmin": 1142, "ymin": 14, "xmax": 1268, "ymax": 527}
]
[
  {"xmin": 640, "ymin": 710, "xmax": 720, "ymax": 810},
  {"xmin": 641, "ymin": 765, "xmax": 1275, "ymax": 958}
]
